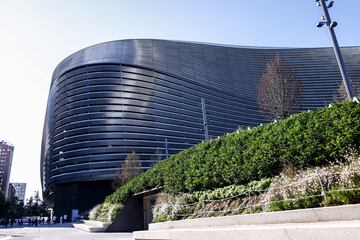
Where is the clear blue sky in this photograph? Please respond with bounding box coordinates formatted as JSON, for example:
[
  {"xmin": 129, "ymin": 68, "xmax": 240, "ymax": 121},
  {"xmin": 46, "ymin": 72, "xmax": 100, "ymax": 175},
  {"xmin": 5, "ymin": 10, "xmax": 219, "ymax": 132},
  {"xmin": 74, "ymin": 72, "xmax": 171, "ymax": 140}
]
[{"xmin": 0, "ymin": 0, "xmax": 359, "ymax": 200}]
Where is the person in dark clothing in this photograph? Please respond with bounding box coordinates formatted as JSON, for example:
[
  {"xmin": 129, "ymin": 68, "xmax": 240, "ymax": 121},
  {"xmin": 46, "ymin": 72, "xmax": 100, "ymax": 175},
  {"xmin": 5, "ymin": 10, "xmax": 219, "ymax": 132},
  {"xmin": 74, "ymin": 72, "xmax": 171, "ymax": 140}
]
[{"xmin": 10, "ymin": 218, "xmax": 15, "ymax": 227}]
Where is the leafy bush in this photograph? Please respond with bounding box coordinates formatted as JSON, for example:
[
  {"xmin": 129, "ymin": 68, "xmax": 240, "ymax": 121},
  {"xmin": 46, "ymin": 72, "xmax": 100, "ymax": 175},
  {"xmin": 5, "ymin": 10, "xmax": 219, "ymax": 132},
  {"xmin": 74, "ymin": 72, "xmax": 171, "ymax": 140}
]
[
  {"xmin": 105, "ymin": 101, "xmax": 360, "ymax": 205},
  {"xmin": 268, "ymin": 196, "xmax": 322, "ymax": 212},
  {"xmin": 109, "ymin": 204, "xmax": 124, "ymax": 221},
  {"xmin": 323, "ymin": 188, "xmax": 360, "ymax": 206},
  {"xmin": 182, "ymin": 178, "xmax": 271, "ymax": 204},
  {"xmin": 152, "ymin": 193, "xmax": 183, "ymax": 222},
  {"xmin": 153, "ymin": 153, "xmax": 360, "ymax": 221},
  {"xmin": 153, "ymin": 214, "xmax": 170, "ymax": 223},
  {"xmin": 265, "ymin": 152, "xmax": 360, "ymax": 211},
  {"xmin": 89, "ymin": 204, "xmax": 101, "ymax": 221},
  {"xmin": 152, "ymin": 178, "xmax": 271, "ymax": 222},
  {"xmin": 89, "ymin": 203, "xmax": 124, "ymax": 222}
]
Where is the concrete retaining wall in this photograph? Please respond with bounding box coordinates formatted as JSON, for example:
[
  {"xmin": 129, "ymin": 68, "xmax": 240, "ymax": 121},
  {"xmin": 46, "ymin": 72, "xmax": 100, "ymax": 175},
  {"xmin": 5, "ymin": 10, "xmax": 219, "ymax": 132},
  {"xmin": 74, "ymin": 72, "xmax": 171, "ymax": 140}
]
[{"xmin": 133, "ymin": 204, "xmax": 360, "ymax": 240}]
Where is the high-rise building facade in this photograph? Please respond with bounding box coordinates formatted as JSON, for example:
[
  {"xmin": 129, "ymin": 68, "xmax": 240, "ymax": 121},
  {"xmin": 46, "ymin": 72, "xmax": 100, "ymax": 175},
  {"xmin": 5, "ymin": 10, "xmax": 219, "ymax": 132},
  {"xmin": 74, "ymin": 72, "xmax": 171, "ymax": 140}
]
[
  {"xmin": 0, "ymin": 140, "xmax": 14, "ymax": 199},
  {"xmin": 7, "ymin": 183, "xmax": 15, "ymax": 200},
  {"xmin": 8, "ymin": 182, "xmax": 26, "ymax": 204},
  {"xmin": 41, "ymin": 39, "xmax": 360, "ymax": 217}
]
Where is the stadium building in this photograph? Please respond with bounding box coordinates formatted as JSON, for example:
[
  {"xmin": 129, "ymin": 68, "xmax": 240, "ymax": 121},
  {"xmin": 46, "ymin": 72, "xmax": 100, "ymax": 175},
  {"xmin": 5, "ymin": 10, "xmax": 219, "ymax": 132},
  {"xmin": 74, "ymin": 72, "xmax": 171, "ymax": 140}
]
[{"xmin": 41, "ymin": 39, "xmax": 360, "ymax": 217}]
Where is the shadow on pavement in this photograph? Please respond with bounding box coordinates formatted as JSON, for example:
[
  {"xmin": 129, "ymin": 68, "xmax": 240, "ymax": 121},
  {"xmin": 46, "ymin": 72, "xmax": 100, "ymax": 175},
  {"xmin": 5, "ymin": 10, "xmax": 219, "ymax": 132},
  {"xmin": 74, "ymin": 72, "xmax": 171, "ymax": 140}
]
[{"xmin": 0, "ymin": 223, "xmax": 74, "ymax": 229}]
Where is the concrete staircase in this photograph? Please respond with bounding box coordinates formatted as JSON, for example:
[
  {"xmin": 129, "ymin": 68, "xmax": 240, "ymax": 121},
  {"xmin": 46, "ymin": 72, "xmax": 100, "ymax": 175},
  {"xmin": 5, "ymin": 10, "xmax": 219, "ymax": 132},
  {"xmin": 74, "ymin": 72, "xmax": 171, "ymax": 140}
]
[
  {"xmin": 73, "ymin": 220, "xmax": 111, "ymax": 232},
  {"xmin": 133, "ymin": 204, "xmax": 360, "ymax": 240}
]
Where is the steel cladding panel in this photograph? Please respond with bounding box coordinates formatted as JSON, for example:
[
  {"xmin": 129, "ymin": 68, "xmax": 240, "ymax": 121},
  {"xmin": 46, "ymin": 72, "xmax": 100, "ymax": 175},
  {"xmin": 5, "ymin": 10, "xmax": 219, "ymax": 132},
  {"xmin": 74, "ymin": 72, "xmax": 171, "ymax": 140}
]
[{"xmin": 41, "ymin": 39, "xmax": 360, "ymax": 201}]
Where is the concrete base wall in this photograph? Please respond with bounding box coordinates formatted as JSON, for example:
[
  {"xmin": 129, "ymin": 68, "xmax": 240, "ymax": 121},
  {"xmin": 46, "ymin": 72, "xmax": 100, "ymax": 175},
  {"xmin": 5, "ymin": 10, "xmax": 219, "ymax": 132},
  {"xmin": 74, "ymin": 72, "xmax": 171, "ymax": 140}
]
[
  {"xmin": 133, "ymin": 204, "xmax": 360, "ymax": 240},
  {"xmin": 106, "ymin": 194, "xmax": 144, "ymax": 232}
]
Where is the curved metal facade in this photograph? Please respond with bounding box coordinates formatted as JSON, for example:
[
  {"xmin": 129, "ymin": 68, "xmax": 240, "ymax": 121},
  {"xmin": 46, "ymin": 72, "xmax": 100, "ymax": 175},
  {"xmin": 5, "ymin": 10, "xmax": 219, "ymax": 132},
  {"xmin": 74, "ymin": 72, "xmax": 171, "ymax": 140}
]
[{"xmin": 41, "ymin": 39, "xmax": 360, "ymax": 213}]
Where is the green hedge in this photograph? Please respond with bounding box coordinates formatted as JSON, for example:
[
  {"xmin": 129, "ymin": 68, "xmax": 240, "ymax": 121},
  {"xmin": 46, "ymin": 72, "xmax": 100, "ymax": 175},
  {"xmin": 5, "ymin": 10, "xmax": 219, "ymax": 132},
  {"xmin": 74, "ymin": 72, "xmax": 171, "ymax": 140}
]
[{"xmin": 105, "ymin": 101, "xmax": 360, "ymax": 204}]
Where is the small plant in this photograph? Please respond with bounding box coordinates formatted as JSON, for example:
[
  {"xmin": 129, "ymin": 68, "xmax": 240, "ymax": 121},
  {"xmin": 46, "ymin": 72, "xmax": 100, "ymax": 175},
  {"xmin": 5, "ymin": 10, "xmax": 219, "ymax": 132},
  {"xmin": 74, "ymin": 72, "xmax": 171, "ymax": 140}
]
[
  {"xmin": 89, "ymin": 203, "xmax": 124, "ymax": 222},
  {"xmin": 152, "ymin": 193, "xmax": 184, "ymax": 222},
  {"xmin": 207, "ymin": 210, "xmax": 215, "ymax": 217},
  {"xmin": 89, "ymin": 204, "xmax": 102, "ymax": 221},
  {"xmin": 109, "ymin": 203, "xmax": 124, "ymax": 221},
  {"xmin": 322, "ymin": 188, "xmax": 360, "ymax": 206},
  {"xmin": 153, "ymin": 214, "xmax": 170, "ymax": 223}
]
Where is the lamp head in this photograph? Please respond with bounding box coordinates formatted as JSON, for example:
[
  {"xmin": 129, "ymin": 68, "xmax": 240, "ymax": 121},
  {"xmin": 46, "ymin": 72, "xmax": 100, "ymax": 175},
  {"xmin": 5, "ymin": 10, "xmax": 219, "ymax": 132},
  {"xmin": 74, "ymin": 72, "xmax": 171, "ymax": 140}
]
[
  {"xmin": 328, "ymin": 1, "xmax": 334, "ymax": 8},
  {"xmin": 330, "ymin": 21, "xmax": 337, "ymax": 28},
  {"xmin": 317, "ymin": 21, "xmax": 325, "ymax": 28}
]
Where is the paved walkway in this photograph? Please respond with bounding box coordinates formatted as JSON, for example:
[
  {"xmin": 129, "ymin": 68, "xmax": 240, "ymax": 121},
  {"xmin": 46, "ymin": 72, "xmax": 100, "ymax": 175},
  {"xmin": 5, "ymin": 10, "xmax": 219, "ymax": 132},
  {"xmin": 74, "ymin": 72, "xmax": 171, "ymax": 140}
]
[{"xmin": 0, "ymin": 224, "xmax": 133, "ymax": 240}]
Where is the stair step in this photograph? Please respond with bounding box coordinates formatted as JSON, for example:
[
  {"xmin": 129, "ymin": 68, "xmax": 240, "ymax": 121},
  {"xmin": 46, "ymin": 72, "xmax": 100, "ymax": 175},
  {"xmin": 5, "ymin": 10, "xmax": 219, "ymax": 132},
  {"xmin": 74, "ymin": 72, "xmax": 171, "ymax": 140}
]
[
  {"xmin": 134, "ymin": 220, "xmax": 360, "ymax": 240},
  {"xmin": 73, "ymin": 223, "xmax": 108, "ymax": 233}
]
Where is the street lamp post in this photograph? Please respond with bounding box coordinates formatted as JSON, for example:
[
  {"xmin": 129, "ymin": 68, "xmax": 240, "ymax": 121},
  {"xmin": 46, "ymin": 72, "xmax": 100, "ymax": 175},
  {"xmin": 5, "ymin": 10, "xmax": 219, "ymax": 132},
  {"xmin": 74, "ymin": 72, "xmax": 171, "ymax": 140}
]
[
  {"xmin": 201, "ymin": 98, "xmax": 209, "ymax": 141},
  {"xmin": 165, "ymin": 138, "xmax": 169, "ymax": 159},
  {"xmin": 316, "ymin": 0, "xmax": 354, "ymax": 100}
]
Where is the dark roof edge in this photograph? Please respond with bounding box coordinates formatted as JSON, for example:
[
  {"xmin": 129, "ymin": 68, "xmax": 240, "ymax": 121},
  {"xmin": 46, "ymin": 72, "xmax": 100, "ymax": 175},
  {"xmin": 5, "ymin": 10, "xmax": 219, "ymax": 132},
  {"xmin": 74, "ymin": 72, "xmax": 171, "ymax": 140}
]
[{"xmin": 77, "ymin": 38, "xmax": 359, "ymax": 50}]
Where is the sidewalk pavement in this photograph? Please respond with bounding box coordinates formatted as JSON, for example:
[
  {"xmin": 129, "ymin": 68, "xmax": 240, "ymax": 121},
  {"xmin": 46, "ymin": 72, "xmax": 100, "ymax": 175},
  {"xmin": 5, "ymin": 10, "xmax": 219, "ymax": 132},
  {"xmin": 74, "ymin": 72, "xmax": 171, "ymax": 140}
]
[{"xmin": 0, "ymin": 223, "xmax": 133, "ymax": 240}]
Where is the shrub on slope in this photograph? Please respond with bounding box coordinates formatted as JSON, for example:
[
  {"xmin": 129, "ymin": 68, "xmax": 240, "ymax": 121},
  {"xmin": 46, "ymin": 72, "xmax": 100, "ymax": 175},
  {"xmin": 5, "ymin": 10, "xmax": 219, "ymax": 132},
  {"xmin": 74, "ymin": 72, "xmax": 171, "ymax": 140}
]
[
  {"xmin": 152, "ymin": 152, "xmax": 360, "ymax": 222},
  {"xmin": 106, "ymin": 101, "xmax": 360, "ymax": 205}
]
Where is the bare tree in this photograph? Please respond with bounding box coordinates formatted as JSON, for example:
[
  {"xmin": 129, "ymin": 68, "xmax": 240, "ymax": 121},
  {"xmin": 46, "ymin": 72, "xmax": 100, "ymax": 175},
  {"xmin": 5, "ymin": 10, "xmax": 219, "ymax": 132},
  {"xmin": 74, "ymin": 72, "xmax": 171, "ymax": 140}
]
[
  {"xmin": 257, "ymin": 55, "xmax": 302, "ymax": 120},
  {"xmin": 150, "ymin": 147, "xmax": 163, "ymax": 167},
  {"xmin": 337, "ymin": 80, "xmax": 360, "ymax": 100},
  {"xmin": 112, "ymin": 151, "xmax": 141, "ymax": 189}
]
